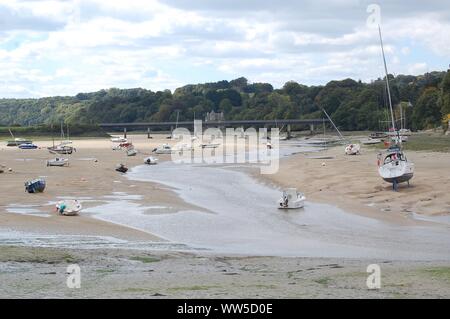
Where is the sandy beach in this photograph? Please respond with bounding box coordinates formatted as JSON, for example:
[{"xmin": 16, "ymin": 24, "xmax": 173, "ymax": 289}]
[
  {"xmin": 1, "ymin": 133, "xmax": 449, "ymax": 298},
  {"xmin": 0, "ymin": 135, "xmax": 196, "ymax": 242},
  {"xmin": 262, "ymin": 143, "xmax": 450, "ymax": 225}
]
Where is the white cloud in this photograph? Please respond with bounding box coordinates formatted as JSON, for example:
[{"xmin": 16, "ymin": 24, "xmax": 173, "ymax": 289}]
[
  {"xmin": 0, "ymin": 0, "xmax": 449, "ymax": 97},
  {"xmin": 407, "ymin": 63, "xmax": 428, "ymax": 75}
]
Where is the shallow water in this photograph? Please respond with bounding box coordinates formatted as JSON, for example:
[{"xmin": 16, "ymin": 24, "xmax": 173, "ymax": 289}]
[
  {"xmin": 411, "ymin": 213, "xmax": 450, "ymax": 226},
  {"xmin": 121, "ymin": 161, "xmax": 450, "ymax": 260},
  {"xmin": 5, "ymin": 205, "xmax": 51, "ymax": 218}
]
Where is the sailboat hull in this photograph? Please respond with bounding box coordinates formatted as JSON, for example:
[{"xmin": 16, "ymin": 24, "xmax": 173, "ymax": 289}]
[
  {"xmin": 48, "ymin": 146, "xmax": 73, "ymax": 154},
  {"xmin": 378, "ymin": 161, "xmax": 414, "ymax": 184},
  {"xmin": 382, "ymin": 173, "xmax": 414, "ymax": 184}
]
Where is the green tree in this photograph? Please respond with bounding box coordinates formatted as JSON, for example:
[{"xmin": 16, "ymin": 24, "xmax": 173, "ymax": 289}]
[
  {"xmin": 439, "ymin": 70, "xmax": 450, "ymax": 117},
  {"xmin": 412, "ymin": 87, "xmax": 441, "ymax": 130},
  {"xmin": 219, "ymin": 99, "xmax": 233, "ymax": 114}
]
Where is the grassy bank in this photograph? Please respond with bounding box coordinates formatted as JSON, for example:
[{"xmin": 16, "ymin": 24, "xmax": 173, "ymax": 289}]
[
  {"xmin": 0, "ymin": 125, "xmax": 109, "ymax": 140},
  {"xmin": 364, "ymin": 132, "xmax": 450, "ymax": 152},
  {"xmin": 403, "ymin": 133, "xmax": 450, "ymax": 152}
]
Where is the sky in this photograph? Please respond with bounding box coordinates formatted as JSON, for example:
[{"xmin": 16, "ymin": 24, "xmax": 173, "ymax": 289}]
[{"xmin": 0, "ymin": 0, "xmax": 449, "ymax": 98}]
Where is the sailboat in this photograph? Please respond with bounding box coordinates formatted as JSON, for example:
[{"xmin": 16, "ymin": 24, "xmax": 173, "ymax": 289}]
[
  {"xmin": 170, "ymin": 110, "xmax": 181, "ymax": 139},
  {"xmin": 47, "ymin": 157, "xmax": 69, "ymax": 167},
  {"xmin": 388, "ymin": 102, "xmax": 411, "ymax": 142},
  {"xmin": 153, "ymin": 144, "xmax": 173, "ymax": 154},
  {"xmin": 376, "ymin": 26, "xmax": 414, "ymax": 191},
  {"xmin": 48, "ymin": 122, "xmax": 75, "ymax": 154},
  {"xmin": 321, "ymin": 108, "xmax": 360, "ymax": 155},
  {"xmin": 6, "ymin": 129, "xmax": 32, "ymax": 146}
]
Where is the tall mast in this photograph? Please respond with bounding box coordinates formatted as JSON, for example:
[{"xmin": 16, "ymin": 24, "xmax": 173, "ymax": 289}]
[
  {"xmin": 8, "ymin": 128, "xmax": 15, "ymax": 140},
  {"xmin": 378, "ymin": 25, "xmax": 396, "ymax": 133},
  {"xmin": 51, "ymin": 123, "xmax": 55, "ymax": 148},
  {"xmin": 322, "ymin": 108, "xmax": 345, "ymax": 141},
  {"xmin": 60, "ymin": 121, "xmax": 64, "ymax": 143}
]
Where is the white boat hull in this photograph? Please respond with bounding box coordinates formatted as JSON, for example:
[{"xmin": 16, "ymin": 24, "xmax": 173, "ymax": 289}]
[
  {"xmin": 278, "ymin": 189, "xmax": 306, "ymax": 209},
  {"xmin": 361, "ymin": 139, "xmax": 381, "ymax": 145},
  {"xmin": 111, "ymin": 137, "xmax": 127, "ymax": 143},
  {"xmin": 345, "ymin": 144, "xmax": 360, "ymax": 155},
  {"xmin": 154, "ymin": 145, "xmax": 173, "ymax": 154},
  {"xmin": 144, "ymin": 157, "xmax": 158, "ymax": 165},
  {"xmin": 56, "ymin": 200, "xmax": 82, "ymax": 216},
  {"xmin": 278, "ymin": 197, "xmax": 305, "ymax": 209},
  {"xmin": 378, "ymin": 161, "xmax": 414, "ymax": 184},
  {"xmin": 47, "ymin": 158, "xmax": 69, "ymax": 167},
  {"xmin": 126, "ymin": 149, "xmax": 137, "ymax": 156},
  {"xmin": 154, "ymin": 149, "xmax": 172, "ymax": 154}
]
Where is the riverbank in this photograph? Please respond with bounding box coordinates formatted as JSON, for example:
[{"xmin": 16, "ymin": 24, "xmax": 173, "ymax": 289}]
[
  {"xmin": 261, "ymin": 144, "xmax": 450, "ymax": 224},
  {"xmin": 0, "ymin": 134, "xmax": 195, "ymax": 242}
]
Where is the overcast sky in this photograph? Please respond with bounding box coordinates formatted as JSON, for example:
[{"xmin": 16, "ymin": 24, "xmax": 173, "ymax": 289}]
[{"xmin": 0, "ymin": 0, "xmax": 449, "ymax": 98}]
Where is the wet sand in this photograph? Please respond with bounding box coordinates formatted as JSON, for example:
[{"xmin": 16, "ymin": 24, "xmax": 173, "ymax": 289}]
[
  {"xmin": 1, "ymin": 246, "xmax": 449, "ymax": 299},
  {"xmin": 0, "ymin": 134, "xmax": 194, "ymax": 242}
]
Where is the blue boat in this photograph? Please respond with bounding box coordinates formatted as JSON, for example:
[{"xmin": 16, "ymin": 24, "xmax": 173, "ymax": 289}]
[
  {"xmin": 18, "ymin": 143, "xmax": 38, "ymax": 149},
  {"xmin": 25, "ymin": 179, "xmax": 46, "ymax": 193}
]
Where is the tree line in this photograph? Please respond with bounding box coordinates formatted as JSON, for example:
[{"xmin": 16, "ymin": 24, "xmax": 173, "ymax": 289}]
[{"xmin": 1, "ymin": 70, "xmax": 449, "ymax": 132}]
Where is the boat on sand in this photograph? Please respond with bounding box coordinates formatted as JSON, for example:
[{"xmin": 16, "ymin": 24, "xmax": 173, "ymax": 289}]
[
  {"xmin": 47, "ymin": 158, "xmax": 69, "ymax": 167},
  {"xmin": 18, "ymin": 143, "xmax": 38, "ymax": 149},
  {"xmin": 376, "ymin": 26, "xmax": 415, "ymax": 191},
  {"xmin": 25, "ymin": 179, "xmax": 46, "ymax": 193},
  {"xmin": 116, "ymin": 164, "xmax": 128, "ymax": 173},
  {"xmin": 144, "ymin": 156, "xmax": 158, "ymax": 165},
  {"xmin": 345, "ymin": 144, "xmax": 361, "ymax": 155},
  {"xmin": 153, "ymin": 144, "xmax": 173, "ymax": 154},
  {"xmin": 111, "ymin": 136, "xmax": 127, "ymax": 143},
  {"xmin": 278, "ymin": 189, "xmax": 306, "ymax": 209},
  {"xmin": 56, "ymin": 200, "xmax": 82, "ymax": 216}
]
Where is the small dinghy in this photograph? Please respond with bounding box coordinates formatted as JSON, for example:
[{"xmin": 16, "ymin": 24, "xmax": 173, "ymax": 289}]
[
  {"xmin": 56, "ymin": 200, "xmax": 82, "ymax": 216},
  {"xmin": 115, "ymin": 164, "xmax": 128, "ymax": 173},
  {"xmin": 361, "ymin": 138, "xmax": 381, "ymax": 145},
  {"xmin": 18, "ymin": 143, "xmax": 38, "ymax": 149},
  {"xmin": 126, "ymin": 147, "xmax": 138, "ymax": 156},
  {"xmin": 8, "ymin": 139, "xmax": 32, "ymax": 146},
  {"xmin": 278, "ymin": 188, "xmax": 306, "ymax": 209},
  {"xmin": 345, "ymin": 143, "xmax": 361, "ymax": 155},
  {"xmin": 153, "ymin": 144, "xmax": 173, "ymax": 154},
  {"xmin": 144, "ymin": 156, "xmax": 158, "ymax": 165},
  {"xmin": 47, "ymin": 158, "xmax": 69, "ymax": 167},
  {"xmin": 111, "ymin": 137, "xmax": 127, "ymax": 143},
  {"xmin": 370, "ymin": 132, "xmax": 388, "ymax": 139},
  {"xmin": 25, "ymin": 179, "xmax": 46, "ymax": 193}
]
